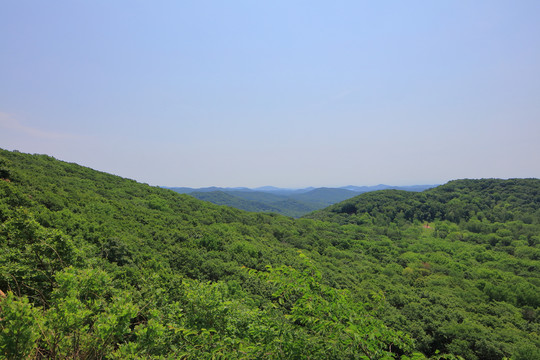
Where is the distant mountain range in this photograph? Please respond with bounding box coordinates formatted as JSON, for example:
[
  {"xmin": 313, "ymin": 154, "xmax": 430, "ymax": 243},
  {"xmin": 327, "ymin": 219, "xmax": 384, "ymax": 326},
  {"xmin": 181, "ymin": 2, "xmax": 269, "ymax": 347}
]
[{"xmin": 164, "ymin": 184, "xmax": 438, "ymax": 217}]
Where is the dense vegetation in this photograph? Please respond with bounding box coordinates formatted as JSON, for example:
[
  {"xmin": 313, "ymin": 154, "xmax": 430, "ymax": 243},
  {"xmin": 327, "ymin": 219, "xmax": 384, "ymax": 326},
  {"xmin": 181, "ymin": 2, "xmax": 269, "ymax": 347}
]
[
  {"xmin": 307, "ymin": 180, "xmax": 540, "ymax": 357},
  {"xmin": 1, "ymin": 149, "xmax": 539, "ymax": 359}
]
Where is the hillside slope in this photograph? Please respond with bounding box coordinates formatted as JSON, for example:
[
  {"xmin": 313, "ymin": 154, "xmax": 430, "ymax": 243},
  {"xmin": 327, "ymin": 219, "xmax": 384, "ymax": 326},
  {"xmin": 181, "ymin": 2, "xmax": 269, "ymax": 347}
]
[
  {"xmin": 1, "ymin": 149, "xmax": 539, "ymax": 359},
  {"xmin": 0, "ymin": 150, "xmax": 416, "ymax": 359},
  {"xmin": 307, "ymin": 178, "xmax": 540, "ymax": 225},
  {"xmin": 304, "ymin": 179, "xmax": 540, "ymax": 359}
]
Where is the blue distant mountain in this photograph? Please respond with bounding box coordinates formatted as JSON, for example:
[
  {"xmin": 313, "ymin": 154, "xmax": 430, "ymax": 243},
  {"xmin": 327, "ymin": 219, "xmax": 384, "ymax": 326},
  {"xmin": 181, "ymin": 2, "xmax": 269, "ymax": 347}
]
[{"xmin": 164, "ymin": 184, "xmax": 438, "ymax": 217}]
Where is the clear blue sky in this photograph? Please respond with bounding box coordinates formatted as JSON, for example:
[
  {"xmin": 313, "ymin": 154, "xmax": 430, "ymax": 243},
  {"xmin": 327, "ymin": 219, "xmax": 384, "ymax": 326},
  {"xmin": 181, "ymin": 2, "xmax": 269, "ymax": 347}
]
[{"xmin": 1, "ymin": 1, "xmax": 539, "ymax": 187}]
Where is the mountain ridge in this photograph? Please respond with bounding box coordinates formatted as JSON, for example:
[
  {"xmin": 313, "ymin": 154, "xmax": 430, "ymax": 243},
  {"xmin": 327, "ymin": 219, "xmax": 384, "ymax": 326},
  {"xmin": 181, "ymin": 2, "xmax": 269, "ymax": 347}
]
[
  {"xmin": 164, "ymin": 184, "xmax": 437, "ymax": 194},
  {"xmin": 165, "ymin": 184, "xmax": 438, "ymax": 217}
]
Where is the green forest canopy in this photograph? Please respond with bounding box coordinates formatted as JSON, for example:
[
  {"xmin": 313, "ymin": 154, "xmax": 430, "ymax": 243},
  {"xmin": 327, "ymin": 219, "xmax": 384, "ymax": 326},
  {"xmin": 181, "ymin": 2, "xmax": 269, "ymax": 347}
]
[{"xmin": 0, "ymin": 149, "xmax": 539, "ymax": 359}]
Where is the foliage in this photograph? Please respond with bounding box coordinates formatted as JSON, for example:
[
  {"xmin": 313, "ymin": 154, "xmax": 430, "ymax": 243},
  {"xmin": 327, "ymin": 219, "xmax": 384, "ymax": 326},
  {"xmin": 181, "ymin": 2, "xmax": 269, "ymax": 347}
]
[
  {"xmin": 0, "ymin": 292, "xmax": 41, "ymax": 359},
  {"xmin": 0, "ymin": 148, "xmax": 539, "ymax": 359}
]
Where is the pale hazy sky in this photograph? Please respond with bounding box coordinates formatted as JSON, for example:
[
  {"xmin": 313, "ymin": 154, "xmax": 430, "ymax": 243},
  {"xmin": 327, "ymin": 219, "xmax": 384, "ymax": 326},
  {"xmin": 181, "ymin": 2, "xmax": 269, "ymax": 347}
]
[{"xmin": 1, "ymin": 1, "xmax": 539, "ymax": 187}]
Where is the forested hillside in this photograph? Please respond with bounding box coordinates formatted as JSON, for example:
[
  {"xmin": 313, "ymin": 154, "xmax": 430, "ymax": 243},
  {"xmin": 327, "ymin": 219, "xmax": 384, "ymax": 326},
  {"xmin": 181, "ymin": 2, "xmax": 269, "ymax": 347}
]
[
  {"xmin": 308, "ymin": 179, "xmax": 540, "ymax": 226},
  {"xmin": 305, "ymin": 180, "xmax": 540, "ymax": 359},
  {"xmin": 1, "ymin": 149, "xmax": 539, "ymax": 359}
]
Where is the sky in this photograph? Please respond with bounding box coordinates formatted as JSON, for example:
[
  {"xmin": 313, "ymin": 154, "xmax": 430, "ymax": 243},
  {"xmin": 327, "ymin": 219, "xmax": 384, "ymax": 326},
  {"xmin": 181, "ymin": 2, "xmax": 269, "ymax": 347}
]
[{"xmin": 1, "ymin": 1, "xmax": 539, "ymax": 188}]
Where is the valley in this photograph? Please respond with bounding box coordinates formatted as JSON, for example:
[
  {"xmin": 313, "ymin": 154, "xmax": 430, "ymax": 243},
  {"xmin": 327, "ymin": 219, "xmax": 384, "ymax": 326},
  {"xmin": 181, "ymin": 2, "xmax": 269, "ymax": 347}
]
[{"xmin": 166, "ymin": 184, "xmax": 437, "ymax": 217}]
